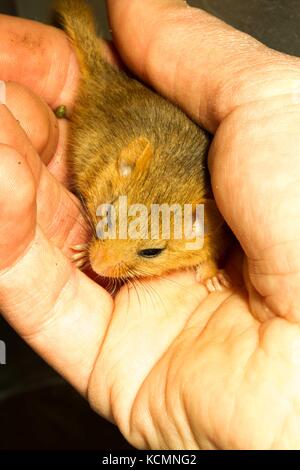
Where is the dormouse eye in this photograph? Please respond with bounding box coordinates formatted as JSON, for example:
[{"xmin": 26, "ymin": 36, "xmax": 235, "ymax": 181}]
[{"xmin": 138, "ymin": 248, "xmax": 165, "ymax": 258}]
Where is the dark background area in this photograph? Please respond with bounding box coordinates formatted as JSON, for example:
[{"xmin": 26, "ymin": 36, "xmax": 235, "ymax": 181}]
[
  {"xmin": 7, "ymin": 0, "xmax": 300, "ymax": 56},
  {"xmin": 0, "ymin": 0, "xmax": 299, "ymax": 451}
]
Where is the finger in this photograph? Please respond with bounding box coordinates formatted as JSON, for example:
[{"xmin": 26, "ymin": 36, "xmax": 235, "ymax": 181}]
[
  {"xmin": 0, "ymin": 143, "xmax": 113, "ymax": 394},
  {"xmin": 1, "ymin": 78, "xmax": 71, "ymax": 196},
  {"xmin": 3, "ymin": 81, "xmax": 59, "ymax": 166},
  {"xmin": 107, "ymin": 0, "xmax": 300, "ymax": 131},
  {"xmin": 0, "ymin": 103, "xmax": 86, "ymax": 253},
  {"xmin": 0, "ymin": 144, "xmax": 36, "ymax": 269},
  {"xmin": 0, "ymin": 14, "xmax": 79, "ymax": 109},
  {"xmin": 209, "ymin": 98, "xmax": 300, "ymax": 322},
  {"xmin": 0, "ymin": 15, "xmax": 121, "ymax": 112},
  {"xmin": 2, "ymin": 80, "xmax": 70, "ymax": 184},
  {"xmin": 88, "ymin": 270, "xmax": 214, "ymax": 429}
]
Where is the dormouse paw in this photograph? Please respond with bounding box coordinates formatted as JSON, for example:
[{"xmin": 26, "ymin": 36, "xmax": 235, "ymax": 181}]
[
  {"xmin": 196, "ymin": 260, "xmax": 230, "ymax": 293},
  {"xmin": 71, "ymin": 243, "xmax": 89, "ymax": 270},
  {"xmin": 203, "ymin": 270, "xmax": 230, "ymax": 293}
]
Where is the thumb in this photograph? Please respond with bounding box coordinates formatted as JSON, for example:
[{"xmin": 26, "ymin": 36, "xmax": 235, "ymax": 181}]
[
  {"xmin": 0, "ymin": 139, "xmax": 113, "ymax": 394},
  {"xmin": 107, "ymin": 0, "xmax": 300, "ymax": 132}
]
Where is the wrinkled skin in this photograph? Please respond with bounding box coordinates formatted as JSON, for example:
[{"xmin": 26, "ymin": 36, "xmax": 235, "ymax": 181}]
[{"xmin": 1, "ymin": 0, "xmax": 300, "ymax": 449}]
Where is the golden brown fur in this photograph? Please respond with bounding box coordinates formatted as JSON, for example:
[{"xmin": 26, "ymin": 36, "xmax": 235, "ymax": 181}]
[{"xmin": 54, "ymin": 0, "xmax": 229, "ymax": 282}]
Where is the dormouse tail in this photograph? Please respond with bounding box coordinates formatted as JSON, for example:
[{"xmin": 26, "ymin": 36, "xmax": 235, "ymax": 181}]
[{"xmin": 53, "ymin": 0, "xmax": 103, "ymax": 77}]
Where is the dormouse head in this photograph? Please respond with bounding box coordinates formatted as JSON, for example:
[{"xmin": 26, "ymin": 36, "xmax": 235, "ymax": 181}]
[{"xmin": 86, "ymin": 136, "xmax": 222, "ymax": 280}]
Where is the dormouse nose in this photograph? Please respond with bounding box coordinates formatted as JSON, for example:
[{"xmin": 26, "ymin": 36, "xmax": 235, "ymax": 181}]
[{"xmin": 89, "ymin": 243, "xmax": 124, "ymax": 278}]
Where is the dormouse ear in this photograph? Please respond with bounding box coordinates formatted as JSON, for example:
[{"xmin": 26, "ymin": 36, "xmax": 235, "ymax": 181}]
[{"xmin": 118, "ymin": 137, "xmax": 153, "ymax": 177}]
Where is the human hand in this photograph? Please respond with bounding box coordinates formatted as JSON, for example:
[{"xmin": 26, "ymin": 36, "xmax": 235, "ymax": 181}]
[{"xmin": 1, "ymin": 1, "xmax": 300, "ymax": 449}]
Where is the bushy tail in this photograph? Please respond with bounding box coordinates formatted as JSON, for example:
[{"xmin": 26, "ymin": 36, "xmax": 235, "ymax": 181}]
[{"xmin": 53, "ymin": 0, "xmax": 103, "ymax": 77}]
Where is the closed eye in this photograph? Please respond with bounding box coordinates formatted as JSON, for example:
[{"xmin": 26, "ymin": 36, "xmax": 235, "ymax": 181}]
[{"xmin": 138, "ymin": 248, "xmax": 165, "ymax": 258}]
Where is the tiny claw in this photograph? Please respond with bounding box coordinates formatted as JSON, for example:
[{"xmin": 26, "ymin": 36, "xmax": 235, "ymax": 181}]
[
  {"xmin": 71, "ymin": 243, "xmax": 89, "ymax": 252},
  {"xmin": 195, "ymin": 270, "xmax": 202, "ymax": 283},
  {"xmin": 196, "ymin": 261, "xmax": 231, "ymax": 293},
  {"xmin": 217, "ymin": 271, "xmax": 231, "ymax": 289},
  {"xmin": 205, "ymin": 279, "xmax": 215, "ymax": 293},
  {"xmin": 75, "ymin": 257, "xmax": 89, "ymax": 269},
  {"xmin": 211, "ymin": 275, "xmax": 223, "ymax": 292},
  {"xmin": 72, "ymin": 252, "xmax": 87, "ymax": 262},
  {"xmin": 204, "ymin": 271, "xmax": 231, "ymax": 293}
]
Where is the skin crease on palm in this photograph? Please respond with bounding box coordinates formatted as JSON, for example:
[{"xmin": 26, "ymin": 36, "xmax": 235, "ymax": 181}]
[{"xmin": 1, "ymin": 0, "xmax": 300, "ymax": 451}]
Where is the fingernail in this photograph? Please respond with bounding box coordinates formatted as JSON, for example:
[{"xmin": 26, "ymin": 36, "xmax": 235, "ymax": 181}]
[{"xmin": 0, "ymin": 81, "xmax": 6, "ymax": 105}]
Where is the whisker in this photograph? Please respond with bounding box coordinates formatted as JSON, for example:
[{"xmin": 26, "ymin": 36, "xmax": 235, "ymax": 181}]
[
  {"xmin": 76, "ymin": 190, "xmax": 97, "ymax": 238},
  {"xmin": 132, "ymin": 267, "xmax": 201, "ymax": 303},
  {"xmin": 124, "ymin": 267, "xmax": 165, "ymax": 315},
  {"xmin": 127, "ymin": 268, "xmax": 143, "ymax": 314}
]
